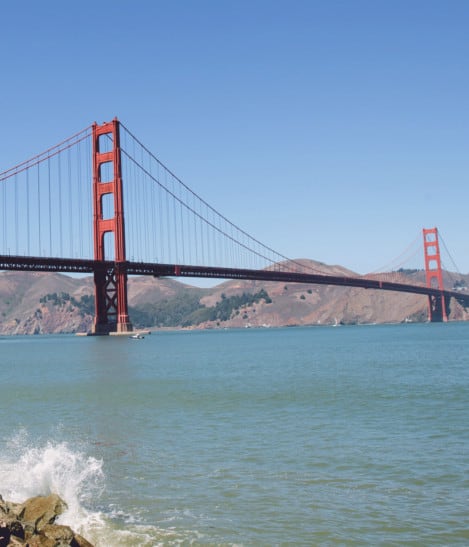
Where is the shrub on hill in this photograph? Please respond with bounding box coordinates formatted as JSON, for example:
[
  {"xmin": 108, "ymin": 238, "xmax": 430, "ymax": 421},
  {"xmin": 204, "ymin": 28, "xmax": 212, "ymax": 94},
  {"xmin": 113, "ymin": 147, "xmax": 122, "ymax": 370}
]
[
  {"xmin": 130, "ymin": 292, "xmax": 203, "ymax": 328},
  {"xmin": 131, "ymin": 288, "xmax": 272, "ymax": 328},
  {"xmin": 38, "ymin": 288, "xmax": 273, "ymax": 329},
  {"xmin": 39, "ymin": 292, "xmax": 95, "ymax": 317}
]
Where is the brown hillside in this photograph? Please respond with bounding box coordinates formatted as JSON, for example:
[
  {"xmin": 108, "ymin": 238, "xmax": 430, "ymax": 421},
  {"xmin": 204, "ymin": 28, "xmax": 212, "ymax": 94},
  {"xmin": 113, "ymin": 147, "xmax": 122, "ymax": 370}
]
[{"xmin": 0, "ymin": 259, "xmax": 468, "ymax": 334}]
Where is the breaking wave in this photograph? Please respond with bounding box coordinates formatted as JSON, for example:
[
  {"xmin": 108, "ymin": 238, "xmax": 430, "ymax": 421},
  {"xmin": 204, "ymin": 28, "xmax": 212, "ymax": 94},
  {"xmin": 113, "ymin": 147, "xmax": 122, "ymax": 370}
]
[{"xmin": 0, "ymin": 429, "xmax": 197, "ymax": 546}]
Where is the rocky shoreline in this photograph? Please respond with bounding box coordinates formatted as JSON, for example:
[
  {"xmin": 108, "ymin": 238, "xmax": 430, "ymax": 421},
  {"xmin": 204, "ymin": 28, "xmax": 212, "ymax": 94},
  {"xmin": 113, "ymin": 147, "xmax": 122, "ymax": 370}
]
[{"xmin": 0, "ymin": 494, "xmax": 93, "ymax": 547}]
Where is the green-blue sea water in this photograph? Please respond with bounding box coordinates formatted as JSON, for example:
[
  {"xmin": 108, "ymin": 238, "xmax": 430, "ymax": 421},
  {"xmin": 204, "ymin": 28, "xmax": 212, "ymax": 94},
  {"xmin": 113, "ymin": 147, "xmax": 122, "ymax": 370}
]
[{"xmin": 1, "ymin": 323, "xmax": 468, "ymax": 545}]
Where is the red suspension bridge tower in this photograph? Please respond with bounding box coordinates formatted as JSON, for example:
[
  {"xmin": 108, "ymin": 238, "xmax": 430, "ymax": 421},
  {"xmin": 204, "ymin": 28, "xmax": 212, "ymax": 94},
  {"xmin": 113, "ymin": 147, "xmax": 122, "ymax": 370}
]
[
  {"xmin": 423, "ymin": 227, "xmax": 448, "ymax": 322},
  {"xmin": 92, "ymin": 118, "xmax": 133, "ymax": 334}
]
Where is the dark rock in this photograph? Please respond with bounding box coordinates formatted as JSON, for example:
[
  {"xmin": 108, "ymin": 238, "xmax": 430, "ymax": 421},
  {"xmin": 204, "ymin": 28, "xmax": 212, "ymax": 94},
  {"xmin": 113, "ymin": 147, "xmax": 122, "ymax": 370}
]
[
  {"xmin": 41, "ymin": 523, "xmax": 74, "ymax": 544},
  {"xmin": 8, "ymin": 520, "xmax": 24, "ymax": 540},
  {"xmin": 0, "ymin": 515, "xmax": 25, "ymax": 545},
  {"xmin": 25, "ymin": 532, "xmax": 56, "ymax": 546},
  {"xmin": 0, "ymin": 494, "xmax": 94, "ymax": 546},
  {"xmin": 1, "ymin": 517, "xmax": 24, "ymax": 540},
  {"xmin": 0, "ymin": 521, "xmax": 11, "ymax": 547},
  {"xmin": 71, "ymin": 534, "xmax": 94, "ymax": 547},
  {"xmin": 18, "ymin": 494, "xmax": 67, "ymax": 533}
]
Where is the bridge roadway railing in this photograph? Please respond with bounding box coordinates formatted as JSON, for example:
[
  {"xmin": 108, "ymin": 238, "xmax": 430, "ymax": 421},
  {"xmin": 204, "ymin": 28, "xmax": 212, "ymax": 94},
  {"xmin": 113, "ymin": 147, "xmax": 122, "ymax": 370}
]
[{"xmin": 2, "ymin": 255, "xmax": 467, "ymax": 308}]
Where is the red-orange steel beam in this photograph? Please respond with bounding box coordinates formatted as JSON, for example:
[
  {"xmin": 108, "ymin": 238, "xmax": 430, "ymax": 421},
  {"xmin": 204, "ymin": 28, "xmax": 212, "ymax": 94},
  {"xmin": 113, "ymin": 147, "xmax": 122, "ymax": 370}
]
[
  {"xmin": 92, "ymin": 118, "xmax": 132, "ymax": 334},
  {"xmin": 423, "ymin": 227, "xmax": 447, "ymax": 322}
]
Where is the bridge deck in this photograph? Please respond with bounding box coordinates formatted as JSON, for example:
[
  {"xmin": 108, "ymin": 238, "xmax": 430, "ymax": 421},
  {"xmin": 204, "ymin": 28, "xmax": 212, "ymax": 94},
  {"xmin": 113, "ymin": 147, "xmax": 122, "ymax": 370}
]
[{"xmin": 1, "ymin": 255, "xmax": 468, "ymax": 306}]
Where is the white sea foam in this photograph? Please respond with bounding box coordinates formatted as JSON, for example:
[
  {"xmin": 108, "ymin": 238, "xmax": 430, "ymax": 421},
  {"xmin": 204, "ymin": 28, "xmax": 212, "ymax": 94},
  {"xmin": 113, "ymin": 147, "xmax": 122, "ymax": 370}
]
[
  {"xmin": 0, "ymin": 430, "xmax": 106, "ymax": 537},
  {"xmin": 2, "ymin": 430, "xmax": 100, "ymax": 499},
  {"xmin": 0, "ymin": 430, "xmax": 197, "ymax": 546}
]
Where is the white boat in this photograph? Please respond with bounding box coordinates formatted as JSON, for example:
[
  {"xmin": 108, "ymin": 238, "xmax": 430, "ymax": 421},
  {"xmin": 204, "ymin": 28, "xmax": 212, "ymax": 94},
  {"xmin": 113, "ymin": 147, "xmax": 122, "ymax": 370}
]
[{"xmin": 129, "ymin": 333, "xmax": 145, "ymax": 339}]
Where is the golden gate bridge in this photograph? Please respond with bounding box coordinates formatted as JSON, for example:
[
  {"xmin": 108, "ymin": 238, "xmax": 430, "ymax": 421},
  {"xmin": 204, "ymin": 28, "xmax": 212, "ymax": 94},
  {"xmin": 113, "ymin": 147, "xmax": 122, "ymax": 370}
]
[{"xmin": 0, "ymin": 118, "xmax": 467, "ymax": 333}]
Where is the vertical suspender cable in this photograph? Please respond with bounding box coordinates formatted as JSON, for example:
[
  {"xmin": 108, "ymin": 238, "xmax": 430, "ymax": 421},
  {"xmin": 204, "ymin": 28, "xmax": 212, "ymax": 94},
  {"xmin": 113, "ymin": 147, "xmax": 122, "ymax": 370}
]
[
  {"xmin": 68, "ymin": 148, "xmax": 73, "ymax": 257},
  {"xmin": 2, "ymin": 176, "xmax": 6, "ymax": 252},
  {"xmin": 125, "ymin": 143, "xmax": 133, "ymax": 260},
  {"xmin": 158, "ymin": 162, "xmax": 164, "ymax": 262},
  {"xmin": 26, "ymin": 169, "xmax": 30, "ymax": 255},
  {"xmin": 192, "ymin": 191, "xmax": 198, "ymax": 264},
  {"xmin": 172, "ymin": 175, "xmax": 178, "ymax": 263},
  {"xmin": 142, "ymin": 145, "xmax": 149, "ymax": 261},
  {"xmin": 14, "ymin": 173, "xmax": 18, "ymax": 253},
  {"xmin": 48, "ymin": 158, "xmax": 52, "ymax": 256},
  {"xmin": 37, "ymin": 163, "xmax": 41, "ymax": 255},
  {"xmin": 199, "ymin": 198, "xmax": 203, "ymax": 265},
  {"xmin": 179, "ymin": 184, "xmax": 185, "ymax": 264},
  {"xmin": 165, "ymin": 171, "xmax": 171, "ymax": 263},
  {"xmin": 149, "ymin": 151, "xmax": 157, "ymax": 262},
  {"xmin": 77, "ymin": 140, "xmax": 83, "ymax": 259},
  {"xmin": 132, "ymin": 136, "xmax": 141, "ymax": 260},
  {"xmin": 58, "ymin": 153, "xmax": 63, "ymax": 256}
]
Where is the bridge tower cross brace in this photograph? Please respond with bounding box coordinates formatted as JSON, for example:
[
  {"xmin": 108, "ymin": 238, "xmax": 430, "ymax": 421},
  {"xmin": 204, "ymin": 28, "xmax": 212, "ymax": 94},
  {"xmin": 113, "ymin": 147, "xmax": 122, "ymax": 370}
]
[
  {"xmin": 92, "ymin": 118, "xmax": 133, "ymax": 334},
  {"xmin": 423, "ymin": 227, "xmax": 448, "ymax": 322}
]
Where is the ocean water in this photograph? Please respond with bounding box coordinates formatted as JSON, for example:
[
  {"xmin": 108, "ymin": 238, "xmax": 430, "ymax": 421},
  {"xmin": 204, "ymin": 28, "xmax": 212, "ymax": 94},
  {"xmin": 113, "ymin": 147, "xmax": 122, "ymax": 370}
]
[{"xmin": 0, "ymin": 323, "xmax": 468, "ymax": 546}]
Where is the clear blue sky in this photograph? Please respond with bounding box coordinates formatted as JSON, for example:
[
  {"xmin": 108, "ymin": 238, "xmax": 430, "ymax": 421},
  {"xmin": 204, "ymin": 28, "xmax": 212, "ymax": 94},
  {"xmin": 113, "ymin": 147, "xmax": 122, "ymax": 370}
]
[{"xmin": 1, "ymin": 0, "xmax": 468, "ymax": 273}]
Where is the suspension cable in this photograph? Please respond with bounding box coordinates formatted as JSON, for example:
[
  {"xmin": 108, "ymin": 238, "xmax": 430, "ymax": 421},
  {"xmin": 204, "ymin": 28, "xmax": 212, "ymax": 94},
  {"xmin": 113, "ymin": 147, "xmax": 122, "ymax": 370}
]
[
  {"xmin": 120, "ymin": 123, "xmax": 332, "ymax": 276},
  {"xmin": 367, "ymin": 233, "xmax": 421, "ymax": 275},
  {"xmin": 438, "ymin": 231, "xmax": 462, "ymax": 275},
  {"xmin": 0, "ymin": 126, "xmax": 92, "ymax": 183}
]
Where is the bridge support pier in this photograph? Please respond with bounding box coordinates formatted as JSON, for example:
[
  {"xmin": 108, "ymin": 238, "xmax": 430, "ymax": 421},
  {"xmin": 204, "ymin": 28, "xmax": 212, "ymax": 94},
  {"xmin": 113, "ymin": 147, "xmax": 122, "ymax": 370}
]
[
  {"xmin": 93, "ymin": 266, "xmax": 133, "ymax": 334},
  {"xmin": 91, "ymin": 118, "xmax": 133, "ymax": 334},
  {"xmin": 427, "ymin": 294, "xmax": 450, "ymax": 323}
]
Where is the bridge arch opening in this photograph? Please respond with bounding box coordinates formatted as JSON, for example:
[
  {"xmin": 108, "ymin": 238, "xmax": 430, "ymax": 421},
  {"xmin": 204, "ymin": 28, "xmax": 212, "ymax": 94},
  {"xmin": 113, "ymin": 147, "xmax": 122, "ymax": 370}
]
[
  {"xmin": 425, "ymin": 232, "xmax": 436, "ymax": 243},
  {"xmin": 103, "ymin": 231, "xmax": 115, "ymax": 261},
  {"xmin": 101, "ymin": 193, "xmax": 114, "ymax": 221},
  {"xmin": 97, "ymin": 133, "xmax": 113, "ymax": 154},
  {"xmin": 98, "ymin": 161, "xmax": 114, "ymax": 184}
]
